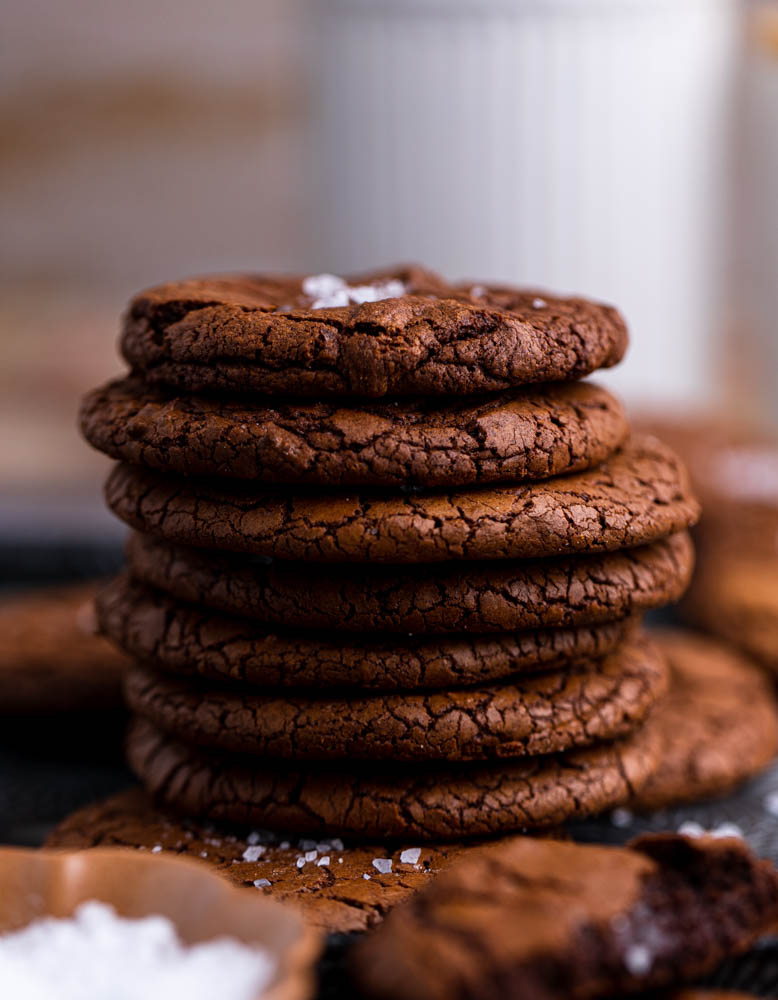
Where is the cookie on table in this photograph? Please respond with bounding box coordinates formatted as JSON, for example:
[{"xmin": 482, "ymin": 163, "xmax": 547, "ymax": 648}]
[
  {"xmin": 0, "ymin": 581, "xmax": 128, "ymax": 714},
  {"xmin": 44, "ymin": 788, "xmax": 499, "ymax": 934},
  {"xmin": 632, "ymin": 630, "xmax": 778, "ymax": 812},
  {"xmin": 125, "ymin": 714, "xmax": 660, "ymax": 840},
  {"xmin": 82, "ymin": 377, "xmax": 629, "ymax": 488},
  {"xmin": 124, "ymin": 633, "xmax": 668, "ymax": 762},
  {"xmin": 124, "ymin": 530, "xmax": 695, "ymax": 634},
  {"xmin": 352, "ymin": 833, "xmax": 778, "ymax": 1000},
  {"xmin": 683, "ymin": 551, "xmax": 778, "ymax": 675},
  {"xmin": 120, "ymin": 267, "xmax": 628, "ymax": 398},
  {"xmin": 106, "ymin": 436, "xmax": 699, "ymax": 564},
  {"xmin": 98, "ymin": 575, "xmax": 639, "ymax": 690}
]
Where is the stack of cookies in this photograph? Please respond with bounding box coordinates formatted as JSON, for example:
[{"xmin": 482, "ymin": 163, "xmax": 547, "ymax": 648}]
[{"xmin": 81, "ymin": 267, "xmax": 700, "ymax": 840}]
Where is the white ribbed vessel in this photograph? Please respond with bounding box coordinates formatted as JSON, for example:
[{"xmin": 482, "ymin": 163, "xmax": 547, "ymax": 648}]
[{"xmin": 308, "ymin": 0, "xmax": 739, "ymax": 406}]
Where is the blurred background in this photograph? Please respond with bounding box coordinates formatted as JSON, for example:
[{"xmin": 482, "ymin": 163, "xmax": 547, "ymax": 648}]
[{"xmin": 1, "ymin": 0, "xmax": 777, "ymax": 547}]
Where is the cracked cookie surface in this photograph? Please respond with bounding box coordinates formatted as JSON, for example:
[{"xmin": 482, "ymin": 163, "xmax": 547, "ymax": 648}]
[
  {"xmin": 43, "ymin": 787, "xmax": 501, "ymax": 934},
  {"xmin": 125, "ymin": 714, "xmax": 659, "ymax": 838},
  {"xmin": 82, "ymin": 377, "xmax": 629, "ymax": 488},
  {"xmin": 98, "ymin": 574, "xmax": 638, "ymax": 690},
  {"xmin": 632, "ymin": 630, "xmax": 778, "ymax": 811},
  {"xmin": 352, "ymin": 833, "xmax": 778, "ymax": 1000},
  {"xmin": 106, "ymin": 436, "xmax": 698, "ymax": 564},
  {"xmin": 125, "ymin": 530, "xmax": 695, "ymax": 634},
  {"xmin": 120, "ymin": 266, "xmax": 628, "ymax": 398},
  {"xmin": 124, "ymin": 634, "xmax": 667, "ymax": 762}
]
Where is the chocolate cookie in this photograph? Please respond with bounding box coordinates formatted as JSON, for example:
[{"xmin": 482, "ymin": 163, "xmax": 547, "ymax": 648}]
[
  {"xmin": 632, "ymin": 630, "xmax": 778, "ymax": 811},
  {"xmin": 125, "ymin": 530, "xmax": 695, "ymax": 634},
  {"xmin": 120, "ymin": 267, "xmax": 628, "ymax": 398},
  {"xmin": 81, "ymin": 377, "xmax": 629, "ymax": 488},
  {"xmin": 352, "ymin": 833, "xmax": 778, "ymax": 1000},
  {"xmin": 98, "ymin": 574, "xmax": 638, "ymax": 690},
  {"xmin": 683, "ymin": 552, "xmax": 778, "ymax": 675},
  {"xmin": 126, "ymin": 715, "xmax": 659, "ymax": 839},
  {"xmin": 0, "ymin": 581, "xmax": 128, "ymax": 714},
  {"xmin": 124, "ymin": 634, "xmax": 667, "ymax": 762},
  {"xmin": 106, "ymin": 436, "xmax": 699, "ymax": 564},
  {"xmin": 44, "ymin": 788, "xmax": 496, "ymax": 934}
]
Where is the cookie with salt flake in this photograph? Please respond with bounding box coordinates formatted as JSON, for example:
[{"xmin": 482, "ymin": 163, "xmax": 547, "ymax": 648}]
[
  {"xmin": 44, "ymin": 788, "xmax": 508, "ymax": 933},
  {"xmin": 352, "ymin": 834, "xmax": 778, "ymax": 1000},
  {"xmin": 123, "ymin": 713, "xmax": 660, "ymax": 840},
  {"xmin": 81, "ymin": 376, "xmax": 629, "ymax": 488},
  {"xmin": 105, "ymin": 435, "xmax": 698, "ymax": 564},
  {"xmin": 119, "ymin": 266, "xmax": 628, "ymax": 398},
  {"xmin": 124, "ymin": 530, "xmax": 694, "ymax": 634},
  {"xmin": 123, "ymin": 633, "xmax": 667, "ymax": 762},
  {"xmin": 98, "ymin": 574, "xmax": 638, "ymax": 691}
]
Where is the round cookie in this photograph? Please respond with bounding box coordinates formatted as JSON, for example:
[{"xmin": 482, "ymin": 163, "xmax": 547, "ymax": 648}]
[
  {"xmin": 632, "ymin": 629, "xmax": 778, "ymax": 812},
  {"xmin": 683, "ymin": 552, "xmax": 778, "ymax": 675},
  {"xmin": 0, "ymin": 581, "xmax": 129, "ymax": 714},
  {"xmin": 43, "ymin": 788, "xmax": 503, "ymax": 934},
  {"xmin": 125, "ymin": 715, "xmax": 660, "ymax": 839},
  {"xmin": 98, "ymin": 575, "xmax": 640, "ymax": 690},
  {"xmin": 125, "ymin": 530, "xmax": 695, "ymax": 634},
  {"xmin": 106, "ymin": 436, "xmax": 699, "ymax": 564},
  {"xmin": 81, "ymin": 377, "xmax": 629, "ymax": 488},
  {"xmin": 124, "ymin": 634, "xmax": 668, "ymax": 762},
  {"xmin": 120, "ymin": 267, "xmax": 628, "ymax": 398}
]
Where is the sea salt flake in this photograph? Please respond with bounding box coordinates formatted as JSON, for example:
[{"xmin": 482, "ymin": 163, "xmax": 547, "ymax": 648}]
[
  {"xmin": 151, "ymin": 845, "xmax": 163, "ymax": 854},
  {"xmin": 317, "ymin": 857, "xmax": 330, "ymax": 867},
  {"xmin": 253, "ymin": 879, "xmax": 271, "ymax": 889},
  {"xmin": 610, "ymin": 809, "xmax": 633, "ymax": 829},
  {"xmin": 677, "ymin": 821, "xmax": 705, "ymax": 838},
  {"xmin": 711, "ymin": 822, "xmax": 743, "ymax": 839},
  {"xmin": 764, "ymin": 792, "xmax": 778, "ymax": 816},
  {"xmin": 372, "ymin": 858, "xmax": 392, "ymax": 875},
  {"xmin": 532, "ymin": 297, "xmax": 547, "ymax": 309},
  {"xmin": 470, "ymin": 285, "xmax": 486, "ymax": 298},
  {"xmin": 241, "ymin": 846, "xmax": 266, "ymax": 863},
  {"xmin": 299, "ymin": 840, "xmax": 317, "ymax": 851},
  {"xmin": 331, "ymin": 838, "xmax": 344, "ymax": 852},
  {"xmin": 624, "ymin": 944, "xmax": 652, "ymax": 975},
  {"xmin": 304, "ymin": 850, "xmax": 318, "ymax": 862},
  {"xmin": 279, "ymin": 841, "xmax": 290, "ymax": 851},
  {"xmin": 363, "ymin": 874, "xmax": 371, "ymax": 880},
  {"xmin": 295, "ymin": 857, "xmax": 305, "ymax": 869},
  {"xmin": 302, "ymin": 273, "xmax": 406, "ymax": 310},
  {"xmin": 400, "ymin": 848, "xmax": 422, "ymax": 865},
  {"xmin": 246, "ymin": 832, "xmax": 262, "ymax": 846}
]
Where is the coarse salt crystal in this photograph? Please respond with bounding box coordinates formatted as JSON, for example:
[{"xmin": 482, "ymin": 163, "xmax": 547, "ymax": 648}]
[
  {"xmin": 372, "ymin": 858, "xmax": 392, "ymax": 875},
  {"xmin": 151, "ymin": 845, "xmax": 162, "ymax": 854},
  {"xmin": 399, "ymin": 848, "xmax": 422, "ymax": 865},
  {"xmin": 295, "ymin": 857, "xmax": 305, "ymax": 869},
  {"xmin": 624, "ymin": 944, "xmax": 652, "ymax": 975},
  {"xmin": 610, "ymin": 809, "xmax": 633, "ymax": 829},
  {"xmin": 304, "ymin": 850, "xmax": 318, "ymax": 863},
  {"xmin": 253, "ymin": 879, "xmax": 271, "ymax": 889},
  {"xmin": 0, "ymin": 900, "xmax": 274, "ymax": 1000},
  {"xmin": 363, "ymin": 874, "xmax": 371, "ymax": 880},
  {"xmin": 532, "ymin": 297, "xmax": 547, "ymax": 309},
  {"xmin": 241, "ymin": 845, "xmax": 266, "ymax": 863},
  {"xmin": 317, "ymin": 857, "xmax": 330, "ymax": 867}
]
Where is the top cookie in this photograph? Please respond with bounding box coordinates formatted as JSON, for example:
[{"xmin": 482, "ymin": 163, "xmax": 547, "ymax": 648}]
[{"xmin": 120, "ymin": 266, "xmax": 628, "ymax": 398}]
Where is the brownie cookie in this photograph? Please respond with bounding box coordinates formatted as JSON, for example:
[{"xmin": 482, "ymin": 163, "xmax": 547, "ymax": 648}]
[
  {"xmin": 124, "ymin": 634, "xmax": 667, "ymax": 762},
  {"xmin": 632, "ymin": 630, "xmax": 778, "ymax": 811},
  {"xmin": 125, "ymin": 530, "xmax": 695, "ymax": 634},
  {"xmin": 82, "ymin": 377, "xmax": 629, "ymax": 488},
  {"xmin": 0, "ymin": 581, "xmax": 129, "ymax": 714},
  {"xmin": 126, "ymin": 715, "xmax": 660, "ymax": 839},
  {"xmin": 120, "ymin": 267, "xmax": 628, "ymax": 398},
  {"xmin": 98, "ymin": 575, "xmax": 638, "ymax": 690},
  {"xmin": 683, "ymin": 553, "xmax": 778, "ymax": 675},
  {"xmin": 352, "ymin": 833, "xmax": 778, "ymax": 1000},
  {"xmin": 44, "ymin": 788, "xmax": 497, "ymax": 934},
  {"xmin": 106, "ymin": 436, "xmax": 698, "ymax": 564}
]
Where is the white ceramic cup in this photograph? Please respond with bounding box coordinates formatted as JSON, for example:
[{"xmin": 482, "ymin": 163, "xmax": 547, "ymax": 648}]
[{"xmin": 308, "ymin": 0, "xmax": 739, "ymax": 407}]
